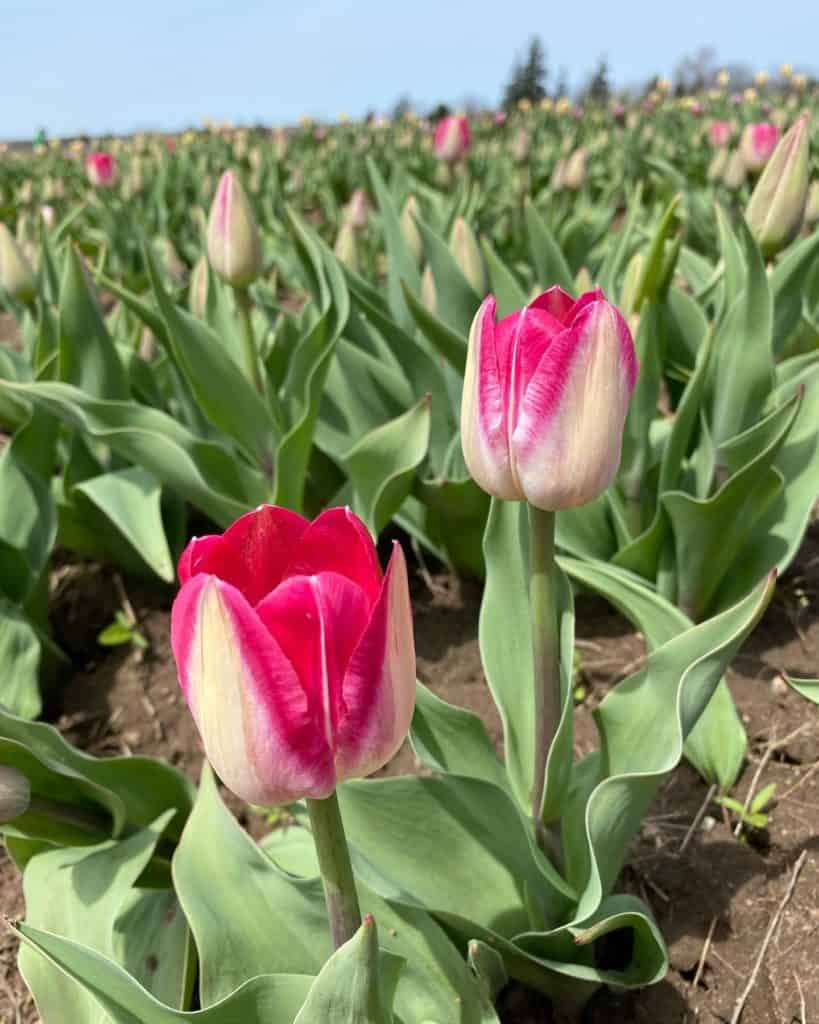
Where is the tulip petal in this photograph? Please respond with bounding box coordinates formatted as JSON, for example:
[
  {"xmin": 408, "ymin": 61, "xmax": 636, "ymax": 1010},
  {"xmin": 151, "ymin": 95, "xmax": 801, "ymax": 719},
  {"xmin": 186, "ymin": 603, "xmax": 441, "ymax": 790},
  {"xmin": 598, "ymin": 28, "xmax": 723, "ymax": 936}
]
[
  {"xmin": 256, "ymin": 572, "xmax": 371, "ymax": 751},
  {"xmin": 334, "ymin": 543, "xmax": 416, "ymax": 782},
  {"xmin": 461, "ymin": 297, "xmax": 521, "ymax": 500},
  {"xmin": 171, "ymin": 574, "xmax": 334, "ymax": 805},
  {"xmin": 285, "ymin": 507, "xmax": 382, "ymax": 605},
  {"xmin": 178, "ymin": 505, "xmax": 309, "ymax": 606},
  {"xmin": 513, "ymin": 300, "xmax": 638, "ymax": 510},
  {"xmin": 530, "ymin": 286, "xmax": 576, "ymax": 323}
]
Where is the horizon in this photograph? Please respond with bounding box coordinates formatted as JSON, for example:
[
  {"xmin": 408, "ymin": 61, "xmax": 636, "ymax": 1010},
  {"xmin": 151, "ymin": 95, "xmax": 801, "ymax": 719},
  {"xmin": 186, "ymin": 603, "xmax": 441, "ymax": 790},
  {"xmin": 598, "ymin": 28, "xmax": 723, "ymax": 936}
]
[{"xmin": 2, "ymin": 0, "xmax": 817, "ymax": 142}]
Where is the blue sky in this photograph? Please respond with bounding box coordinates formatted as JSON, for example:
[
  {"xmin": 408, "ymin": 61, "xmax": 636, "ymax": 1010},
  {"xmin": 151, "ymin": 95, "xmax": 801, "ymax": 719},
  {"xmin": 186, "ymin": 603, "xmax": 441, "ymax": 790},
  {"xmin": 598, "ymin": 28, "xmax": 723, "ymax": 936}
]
[{"xmin": 2, "ymin": 0, "xmax": 817, "ymax": 140}]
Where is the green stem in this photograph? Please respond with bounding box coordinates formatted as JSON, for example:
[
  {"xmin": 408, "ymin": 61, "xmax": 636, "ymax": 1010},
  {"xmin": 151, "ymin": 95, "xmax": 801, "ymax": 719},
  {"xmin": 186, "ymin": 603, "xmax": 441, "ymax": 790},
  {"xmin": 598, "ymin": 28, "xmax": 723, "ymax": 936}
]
[
  {"xmin": 234, "ymin": 287, "xmax": 265, "ymax": 394},
  {"xmin": 306, "ymin": 791, "xmax": 361, "ymax": 949},
  {"xmin": 527, "ymin": 504, "xmax": 562, "ymax": 861}
]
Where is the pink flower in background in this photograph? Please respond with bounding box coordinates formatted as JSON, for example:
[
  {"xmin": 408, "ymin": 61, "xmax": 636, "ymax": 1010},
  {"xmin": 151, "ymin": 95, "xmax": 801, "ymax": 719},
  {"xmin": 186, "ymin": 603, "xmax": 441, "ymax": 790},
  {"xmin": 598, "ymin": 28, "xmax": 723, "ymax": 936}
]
[
  {"xmin": 171, "ymin": 505, "xmax": 415, "ymax": 807},
  {"xmin": 461, "ymin": 287, "xmax": 638, "ymax": 511},
  {"xmin": 494, "ymin": 111, "xmax": 507, "ymax": 125},
  {"xmin": 709, "ymin": 121, "xmax": 732, "ymax": 147},
  {"xmin": 433, "ymin": 114, "xmax": 470, "ymax": 162},
  {"xmin": 85, "ymin": 151, "xmax": 117, "ymax": 187},
  {"xmin": 741, "ymin": 122, "xmax": 781, "ymax": 172}
]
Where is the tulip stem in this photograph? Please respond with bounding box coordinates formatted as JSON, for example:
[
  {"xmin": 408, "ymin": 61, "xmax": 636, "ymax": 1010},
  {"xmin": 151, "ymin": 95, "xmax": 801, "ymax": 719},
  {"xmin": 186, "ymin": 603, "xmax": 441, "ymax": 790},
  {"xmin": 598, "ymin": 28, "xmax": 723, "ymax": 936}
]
[
  {"xmin": 527, "ymin": 504, "xmax": 563, "ymax": 866},
  {"xmin": 234, "ymin": 287, "xmax": 265, "ymax": 394},
  {"xmin": 306, "ymin": 791, "xmax": 362, "ymax": 950}
]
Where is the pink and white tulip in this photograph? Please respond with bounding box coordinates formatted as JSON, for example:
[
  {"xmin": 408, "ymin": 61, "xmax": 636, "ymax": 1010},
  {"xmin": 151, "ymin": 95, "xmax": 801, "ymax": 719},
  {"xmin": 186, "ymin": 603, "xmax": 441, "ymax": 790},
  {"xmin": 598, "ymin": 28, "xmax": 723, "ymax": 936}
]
[
  {"xmin": 171, "ymin": 506, "xmax": 415, "ymax": 807},
  {"xmin": 206, "ymin": 170, "xmax": 263, "ymax": 288},
  {"xmin": 433, "ymin": 115, "xmax": 470, "ymax": 163},
  {"xmin": 461, "ymin": 287, "xmax": 638, "ymax": 511},
  {"xmin": 709, "ymin": 120, "xmax": 732, "ymax": 147},
  {"xmin": 85, "ymin": 151, "xmax": 117, "ymax": 187},
  {"xmin": 740, "ymin": 122, "xmax": 781, "ymax": 172}
]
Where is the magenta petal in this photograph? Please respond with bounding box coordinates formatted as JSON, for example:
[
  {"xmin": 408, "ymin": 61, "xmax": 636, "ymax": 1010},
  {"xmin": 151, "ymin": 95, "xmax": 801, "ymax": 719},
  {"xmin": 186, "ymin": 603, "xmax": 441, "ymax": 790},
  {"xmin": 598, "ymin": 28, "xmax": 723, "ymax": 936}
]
[
  {"xmin": 178, "ymin": 535, "xmax": 228, "ymax": 585},
  {"xmin": 530, "ymin": 286, "xmax": 576, "ymax": 323},
  {"xmin": 334, "ymin": 543, "xmax": 416, "ymax": 782},
  {"xmin": 285, "ymin": 507, "xmax": 382, "ymax": 605},
  {"xmin": 171, "ymin": 574, "xmax": 334, "ymax": 805},
  {"xmin": 461, "ymin": 296, "xmax": 521, "ymax": 500},
  {"xmin": 256, "ymin": 571, "xmax": 370, "ymax": 750},
  {"xmin": 221, "ymin": 505, "xmax": 310, "ymax": 606},
  {"xmin": 564, "ymin": 287, "xmax": 606, "ymax": 323}
]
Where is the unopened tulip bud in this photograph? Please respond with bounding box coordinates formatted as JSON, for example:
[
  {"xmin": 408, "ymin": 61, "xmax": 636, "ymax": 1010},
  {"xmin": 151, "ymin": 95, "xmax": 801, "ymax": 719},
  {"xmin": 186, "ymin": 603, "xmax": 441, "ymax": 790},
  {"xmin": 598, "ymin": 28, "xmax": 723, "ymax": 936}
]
[
  {"xmin": 189, "ymin": 255, "xmax": 209, "ymax": 318},
  {"xmin": 511, "ymin": 128, "xmax": 531, "ymax": 164},
  {"xmin": 619, "ymin": 250, "xmax": 644, "ymax": 316},
  {"xmin": 551, "ymin": 158, "xmax": 567, "ymax": 191},
  {"xmin": 344, "ymin": 188, "xmax": 369, "ymax": 229},
  {"xmin": 433, "ymin": 115, "xmax": 470, "ymax": 163},
  {"xmin": 206, "ymin": 171, "xmax": 263, "ymax": 289},
  {"xmin": 334, "ymin": 222, "xmax": 359, "ymax": 272},
  {"xmin": 740, "ymin": 122, "xmax": 781, "ymax": 173},
  {"xmin": 707, "ymin": 147, "xmax": 730, "ymax": 182},
  {"xmin": 723, "ymin": 148, "xmax": 747, "ymax": 190},
  {"xmin": 400, "ymin": 195, "xmax": 424, "ymax": 265},
  {"xmin": 450, "ymin": 217, "xmax": 487, "ymax": 297},
  {"xmin": 805, "ymin": 181, "xmax": 819, "ymax": 226},
  {"xmin": 0, "ymin": 223, "xmax": 37, "ymax": 304},
  {"xmin": 709, "ymin": 120, "xmax": 732, "ymax": 147},
  {"xmin": 461, "ymin": 288, "xmax": 638, "ymax": 510},
  {"xmin": 421, "ymin": 264, "xmax": 437, "ymax": 315},
  {"xmin": 0, "ymin": 766, "xmax": 30, "ymax": 823},
  {"xmin": 171, "ymin": 506, "xmax": 415, "ymax": 806},
  {"xmin": 745, "ymin": 114, "xmax": 810, "ymax": 258},
  {"xmin": 564, "ymin": 148, "xmax": 587, "ymax": 190}
]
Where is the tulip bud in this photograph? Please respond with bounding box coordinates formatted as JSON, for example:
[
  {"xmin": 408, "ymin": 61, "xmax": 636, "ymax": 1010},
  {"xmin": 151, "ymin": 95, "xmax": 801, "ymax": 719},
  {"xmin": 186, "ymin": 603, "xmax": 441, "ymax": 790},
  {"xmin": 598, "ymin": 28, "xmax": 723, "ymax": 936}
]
[
  {"xmin": 433, "ymin": 115, "xmax": 470, "ymax": 163},
  {"xmin": 707, "ymin": 147, "xmax": 730, "ymax": 182},
  {"xmin": 189, "ymin": 255, "xmax": 210, "ymax": 318},
  {"xmin": 805, "ymin": 181, "xmax": 819, "ymax": 226},
  {"xmin": 619, "ymin": 250, "xmax": 644, "ymax": 317},
  {"xmin": 85, "ymin": 151, "xmax": 117, "ymax": 187},
  {"xmin": 461, "ymin": 287, "xmax": 638, "ymax": 510},
  {"xmin": 0, "ymin": 765, "xmax": 31, "ymax": 823},
  {"xmin": 745, "ymin": 114, "xmax": 810, "ymax": 258},
  {"xmin": 171, "ymin": 506, "xmax": 415, "ymax": 806},
  {"xmin": 0, "ymin": 223, "xmax": 37, "ymax": 304},
  {"xmin": 399, "ymin": 195, "xmax": 424, "ymax": 265},
  {"xmin": 206, "ymin": 171, "xmax": 263, "ymax": 289},
  {"xmin": 550, "ymin": 158, "xmax": 567, "ymax": 191},
  {"xmin": 709, "ymin": 120, "xmax": 733, "ymax": 147},
  {"xmin": 564, "ymin": 148, "xmax": 587, "ymax": 190},
  {"xmin": 511, "ymin": 128, "xmax": 531, "ymax": 164},
  {"xmin": 344, "ymin": 188, "xmax": 369, "ymax": 230},
  {"xmin": 334, "ymin": 222, "xmax": 359, "ymax": 272},
  {"xmin": 740, "ymin": 122, "xmax": 781, "ymax": 173},
  {"xmin": 449, "ymin": 217, "xmax": 487, "ymax": 297},
  {"xmin": 723, "ymin": 148, "xmax": 747, "ymax": 190},
  {"xmin": 421, "ymin": 264, "xmax": 437, "ymax": 315}
]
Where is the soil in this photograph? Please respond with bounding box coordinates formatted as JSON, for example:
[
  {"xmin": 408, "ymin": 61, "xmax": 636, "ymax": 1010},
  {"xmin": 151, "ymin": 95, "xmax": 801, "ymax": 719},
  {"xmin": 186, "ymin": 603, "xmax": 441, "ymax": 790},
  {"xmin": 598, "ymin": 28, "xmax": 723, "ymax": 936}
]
[{"xmin": 1, "ymin": 524, "xmax": 818, "ymax": 1024}]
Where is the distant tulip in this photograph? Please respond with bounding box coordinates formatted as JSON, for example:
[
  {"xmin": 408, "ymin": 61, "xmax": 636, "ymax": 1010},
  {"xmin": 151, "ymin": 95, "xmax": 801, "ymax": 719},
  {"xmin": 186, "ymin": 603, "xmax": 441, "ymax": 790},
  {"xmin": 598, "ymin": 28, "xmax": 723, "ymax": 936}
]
[
  {"xmin": 344, "ymin": 188, "xmax": 369, "ymax": 229},
  {"xmin": 433, "ymin": 115, "xmax": 470, "ymax": 162},
  {"xmin": 421, "ymin": 264, "xmax": 437, "ymax": 314},
  {"xmin": 206, "ymin": 170, "xmax": 263, "ymax": 289},
  {"xmin": 511, "ymin": 128, "xmax": 531, "ymax": 163},
  {"xmin": 745, "ymin": 113, "xmax": 810, "ymax": 258},
  {"xmin": 550, "ymin": 158, "xmax": 567, "ymax": 191},
  {"xmin": 399, "ymin": 195, "xmax": 424, "ymax": 265},
  {"xmin": 723, "ymin": 148, "xmax": 747, "ymax": 190},
  {"xmin": 0, "ymin": 223, "xmax": 36, "ymax": 304},
  {"xmin": 85, "ymin": 151, "xmax": 117, "ymax": 187},
  {"xmin": 461, "ymin": 287, "xmax": 638, "ymax": 510},
  {"xmin": 171, "ymin": 506, "xmax": 415, "ymax": 806},
  {"xmin": 334, "ymin": 222, "xmax": 359, "ymax": 272},
  {"xmin": 707, "ymin": 147, "xmax": 730, "ymax": 182},
  {"xmin": 709, "ymin": 120, "xmax": 732, "ymax": 147},
  {"xmin": 805, "ymin": 181, "xmax": 819, "ymax": 226},
  {"xmin": 740, "ymin": 122, "xmax": 780, "ymax": 173},
  {"xmin": 449, "ymin": 217, "xmax": 487, "ymax": 297},
  {"xmin": 563, "ymin": 148, "xmax": 587, "ymax": 190},
  {"xmin": 188, "ymin": 255, "xmax": 209, "ymax": 318}
]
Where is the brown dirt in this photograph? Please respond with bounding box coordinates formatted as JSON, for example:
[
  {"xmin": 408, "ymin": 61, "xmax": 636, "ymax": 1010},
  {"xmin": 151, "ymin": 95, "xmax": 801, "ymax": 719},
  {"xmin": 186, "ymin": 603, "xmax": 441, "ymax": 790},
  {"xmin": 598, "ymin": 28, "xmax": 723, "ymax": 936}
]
[{"xmin": 1, "ymin": 525, "xmax": 818, "ymax": 1024}]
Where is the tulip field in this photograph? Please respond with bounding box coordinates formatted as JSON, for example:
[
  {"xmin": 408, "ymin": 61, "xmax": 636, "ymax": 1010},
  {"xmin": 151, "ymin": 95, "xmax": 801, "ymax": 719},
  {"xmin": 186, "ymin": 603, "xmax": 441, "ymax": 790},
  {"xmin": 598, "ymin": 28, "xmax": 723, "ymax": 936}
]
[{"xmin": 1, "ymin": 75, "xmax": 819, "ymax": 1024}]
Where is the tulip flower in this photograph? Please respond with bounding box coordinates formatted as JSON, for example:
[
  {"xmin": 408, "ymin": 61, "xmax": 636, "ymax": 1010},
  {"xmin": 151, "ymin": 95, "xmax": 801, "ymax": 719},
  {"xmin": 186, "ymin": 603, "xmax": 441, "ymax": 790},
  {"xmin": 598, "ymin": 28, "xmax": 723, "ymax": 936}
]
[
  {"xmin": 745, "ymin": 113, "xmax": 810, "ymax": 258},
  {"xmin": 206, "ymin": 170, "xmax": 263, "ymax": 290},
  {"xmin": 723, "ymin": 148, "xmax": 747, "ymax": 190},
  {"xmin": 0, "ymin": 223, "xmax": 37, "ymax": 305},
  {"xmin": 740, "ymin": 122, "xmax": 780, "ymax": 173},
  {"xmin": 343, "ymin": 188, "xmax": 369, "ymax": 229},
  {"xmin": 709, "ymin": 120, "xmax": 732, "ymax": 147},
  {"xmin": 563, "ymin": 148, "xmax": 587, "ymax": 190},
  {"xmin": 399, "ymin": 195, "xmax": 424, "ymax": 265},
  {"xmin": 0, "ymin": 766, "xmax": 30, "ymax": 824},
  {"xmin": 433, "ymin": 114, "xmax": 470, "ymax": 163},
  {"xmin": 85, "ymin": 151, "xmax": 117, "ymax": 187},
  {"xmin": 461, "ymin": 287, "xmax": 638, "ymax": 512},
  {"xmin": 334, "ymin": 222, "xmax": 359, "ymax": 272},
  {"xmin": 805, "ymin": 181, "xmax": 819, "ymax": 226},
  {"xmin": 449, "ymin": 217, "xmax": 487, "ymax": 297},
  {"xmin": 171, "ymin": 505, "xmax": 415, "ymax": 808}
]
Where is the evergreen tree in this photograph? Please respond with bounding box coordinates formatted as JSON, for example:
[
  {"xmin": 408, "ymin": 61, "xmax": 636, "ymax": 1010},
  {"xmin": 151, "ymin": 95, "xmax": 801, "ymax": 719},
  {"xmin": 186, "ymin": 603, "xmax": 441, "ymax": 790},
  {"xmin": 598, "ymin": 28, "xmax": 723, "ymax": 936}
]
[
  {"xmin": 585, "ymin": 58, "xmax": 611, "ymax": 103},
  {"xmin": 502, "ymin": 37, "xmax": 548, "ymax": 109}
]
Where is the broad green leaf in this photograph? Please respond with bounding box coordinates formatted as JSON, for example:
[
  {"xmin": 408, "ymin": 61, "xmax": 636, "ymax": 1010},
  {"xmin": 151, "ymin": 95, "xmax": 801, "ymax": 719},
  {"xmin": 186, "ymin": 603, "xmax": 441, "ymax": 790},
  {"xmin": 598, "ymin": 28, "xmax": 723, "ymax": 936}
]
[
  {"xmin": 480, "ymin": 236, "xmax": 527, "ymax": 317},
  {"xmin": 367, "ymin": 157, "xmax": 420, "ymax": 331},
  {"xmin": 524, "ymin": 199, "xmax": 574, "ymax": 293},
  {"xmin": 785, "ymin": 676, "xmax": 819, "ymax": 705},
  {"xmin": 415, "ymin": 217, "xmax": 481, "ymax": 335}
]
